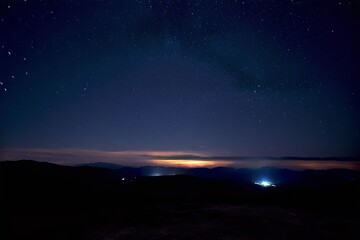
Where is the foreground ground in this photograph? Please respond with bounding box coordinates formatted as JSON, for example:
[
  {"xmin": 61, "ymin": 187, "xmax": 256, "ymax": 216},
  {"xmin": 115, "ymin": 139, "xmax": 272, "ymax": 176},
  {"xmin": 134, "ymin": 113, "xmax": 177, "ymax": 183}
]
[
  {"xmin": 1, "ymin": 160, "xmax": 359, "ymax": 239},
  {"xmin": 87, "ymin": 204, "xmax": 358, "ymax": 240}
]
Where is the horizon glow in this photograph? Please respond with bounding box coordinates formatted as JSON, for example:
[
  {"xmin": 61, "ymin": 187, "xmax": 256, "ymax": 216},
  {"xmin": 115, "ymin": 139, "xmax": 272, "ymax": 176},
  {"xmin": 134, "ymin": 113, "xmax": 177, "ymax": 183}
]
[{"xmin": 1, "ymin": 148, "xmax": 360, "ymax": 171}]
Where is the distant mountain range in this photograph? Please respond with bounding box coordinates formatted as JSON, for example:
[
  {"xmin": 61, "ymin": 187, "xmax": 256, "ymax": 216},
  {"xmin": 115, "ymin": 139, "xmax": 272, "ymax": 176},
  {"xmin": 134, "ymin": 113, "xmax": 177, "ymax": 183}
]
[
  {"xmin": 76, "ymin": 162, "xmax": 128, "ymax": 169},
  {"xmin": 75, "ymin": 161, "xmax": 360, "ymax": 185},
  {"xmin": 1, "ymin": 159, "xmax": 358, "ymax": 187}
]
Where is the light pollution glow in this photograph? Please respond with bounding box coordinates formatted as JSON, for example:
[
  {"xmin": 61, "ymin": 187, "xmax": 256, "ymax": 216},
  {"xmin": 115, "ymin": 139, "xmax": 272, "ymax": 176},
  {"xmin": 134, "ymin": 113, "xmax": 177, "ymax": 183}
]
[
  {"xmin": 1, "ymin": 148, "xmax": 359, "ymax": 170},
  {"xmin": 150, "ymin": 159, "xmax": 234, "ymax": 168}
]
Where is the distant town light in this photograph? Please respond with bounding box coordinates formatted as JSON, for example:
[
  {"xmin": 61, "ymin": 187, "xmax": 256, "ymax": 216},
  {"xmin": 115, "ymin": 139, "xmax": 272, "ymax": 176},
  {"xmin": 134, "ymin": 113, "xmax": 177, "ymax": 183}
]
[{"xmin": 255, "ymin": 180, "xmax": 276, "ymax": 187}]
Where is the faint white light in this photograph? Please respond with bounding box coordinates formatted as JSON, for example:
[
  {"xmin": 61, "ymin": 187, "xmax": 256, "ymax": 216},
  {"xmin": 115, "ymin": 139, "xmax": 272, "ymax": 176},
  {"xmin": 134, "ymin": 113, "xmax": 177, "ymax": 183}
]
[
  {"xmin": 151, "ymin": 173, "xmax": 161, "ymax": 177},
  {"xmin": 121, "ymin": 178, "xmax": 125, "ymax": 181},
  {"xmin": 255, "ymin": 180, "xmax": 276, "ymax": 187}
]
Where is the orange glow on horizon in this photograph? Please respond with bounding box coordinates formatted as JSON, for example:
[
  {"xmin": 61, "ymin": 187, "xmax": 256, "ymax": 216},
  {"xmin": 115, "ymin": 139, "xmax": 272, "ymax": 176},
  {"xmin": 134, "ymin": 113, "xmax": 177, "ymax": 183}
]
[
  {"xmin": 2, "ymin": 147, "xmax": 359, "ymax": 171},
  {"xmin": 150, "ymin": 159, "xmax": 233, "ymax": 168}
]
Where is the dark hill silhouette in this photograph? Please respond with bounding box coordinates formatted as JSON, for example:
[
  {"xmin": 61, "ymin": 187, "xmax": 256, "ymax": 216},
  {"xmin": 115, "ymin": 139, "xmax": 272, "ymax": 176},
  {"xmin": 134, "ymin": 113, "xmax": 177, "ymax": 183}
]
[
  {"xmin": 75, "ymin": 161, "xmax": 360, "ymax": 187},
  {"xmin": 75, "ymin": 162, "xmax": 128, "ymax": 169},
  {"xmin": 1, "ymin": 160, "xmax": 359, "ymax": 239}
]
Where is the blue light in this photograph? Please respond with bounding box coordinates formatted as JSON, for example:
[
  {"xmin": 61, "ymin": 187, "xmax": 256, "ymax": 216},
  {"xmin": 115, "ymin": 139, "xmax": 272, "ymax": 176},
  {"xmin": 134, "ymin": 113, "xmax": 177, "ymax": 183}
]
[{"xmin": 254, "ymin": 180, "xmax": 276, "ymax": 187}]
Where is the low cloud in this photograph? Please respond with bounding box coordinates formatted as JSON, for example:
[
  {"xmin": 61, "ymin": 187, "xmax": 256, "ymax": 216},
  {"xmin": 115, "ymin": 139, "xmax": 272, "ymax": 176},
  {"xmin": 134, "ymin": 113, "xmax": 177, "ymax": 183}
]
[{"xmin": 1, "ymin": 148, "xmax": 359, "ymax": 170}]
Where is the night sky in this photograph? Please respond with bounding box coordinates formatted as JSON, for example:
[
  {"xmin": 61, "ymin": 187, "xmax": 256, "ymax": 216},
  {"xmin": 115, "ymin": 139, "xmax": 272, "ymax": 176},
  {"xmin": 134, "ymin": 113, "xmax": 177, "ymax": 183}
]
[{"xmin": 1, "ymin": 0, "xmax": 359, "ymax": 169}]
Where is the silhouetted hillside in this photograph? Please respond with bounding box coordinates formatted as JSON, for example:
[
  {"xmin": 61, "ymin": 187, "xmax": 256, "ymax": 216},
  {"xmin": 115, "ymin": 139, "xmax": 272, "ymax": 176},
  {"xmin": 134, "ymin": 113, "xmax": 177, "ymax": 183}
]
[{"xmin": 1, "ymin": 160, "xmax": 360, "ymax": 239}]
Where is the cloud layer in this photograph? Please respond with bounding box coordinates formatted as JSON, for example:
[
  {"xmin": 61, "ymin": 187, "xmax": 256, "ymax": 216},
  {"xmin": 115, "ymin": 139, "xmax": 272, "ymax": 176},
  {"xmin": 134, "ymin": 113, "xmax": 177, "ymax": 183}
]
[{"xmin": 1, "ymin": 148, "xmax": 359, "ymax": 170}]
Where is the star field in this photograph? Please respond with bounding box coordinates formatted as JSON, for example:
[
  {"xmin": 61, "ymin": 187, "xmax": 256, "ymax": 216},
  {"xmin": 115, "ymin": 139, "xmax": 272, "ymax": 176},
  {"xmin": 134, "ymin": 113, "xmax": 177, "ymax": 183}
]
[{"xmin": 0, "ymin": 0, "xmax": 359, "ymax": 163}]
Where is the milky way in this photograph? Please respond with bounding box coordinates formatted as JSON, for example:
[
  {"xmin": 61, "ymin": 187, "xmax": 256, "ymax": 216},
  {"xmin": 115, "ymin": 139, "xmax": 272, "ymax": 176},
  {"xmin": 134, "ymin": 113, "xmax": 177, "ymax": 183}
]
[{"xmin": 0, "ymin": 1, "xmax": 359, "ymax": 165}]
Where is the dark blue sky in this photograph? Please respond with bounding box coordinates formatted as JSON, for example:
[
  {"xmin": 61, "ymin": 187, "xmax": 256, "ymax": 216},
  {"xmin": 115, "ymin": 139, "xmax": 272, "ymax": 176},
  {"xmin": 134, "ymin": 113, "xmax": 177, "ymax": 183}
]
[{"xmin": 0, "ymin": 0, "xmax": 359, "ymax": 166}]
